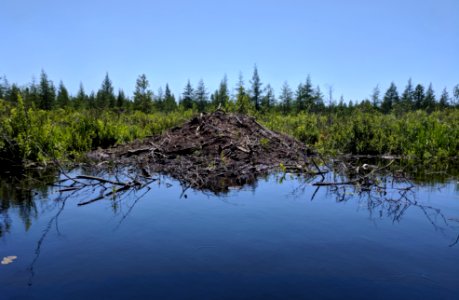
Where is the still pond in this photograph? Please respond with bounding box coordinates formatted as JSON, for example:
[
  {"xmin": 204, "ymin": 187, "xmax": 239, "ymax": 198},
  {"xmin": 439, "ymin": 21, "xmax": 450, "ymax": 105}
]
[{"xmin": 1, "ymin": 170, "xmax": 458, "ymax": 299}]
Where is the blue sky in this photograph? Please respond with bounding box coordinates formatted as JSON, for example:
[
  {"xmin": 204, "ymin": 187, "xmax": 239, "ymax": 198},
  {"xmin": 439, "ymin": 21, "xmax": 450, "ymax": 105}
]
[{"xmin": 1, "ymin": 0, "xmax": 458, "ymax": 102}]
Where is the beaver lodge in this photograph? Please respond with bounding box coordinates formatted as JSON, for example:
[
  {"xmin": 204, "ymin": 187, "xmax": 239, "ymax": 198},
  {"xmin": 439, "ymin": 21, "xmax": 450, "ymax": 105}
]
[{"xmin": 87, "ymin": 110, "xmax": 317, "ymax": 193}]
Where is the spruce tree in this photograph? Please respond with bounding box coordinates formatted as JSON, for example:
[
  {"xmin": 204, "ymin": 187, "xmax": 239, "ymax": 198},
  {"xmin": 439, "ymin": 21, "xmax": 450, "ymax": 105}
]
[
  {"xmin": 8, "ymin": 84, "xmax": 21, "ymax": 104},
  {"xmin": 400, "ymin": 79, "xmax": 414, "ymax": 112},
  {"xmin": 250, "ymin": 65, "xmax": 262, "ymax": 110},
  {"xmin": 116, "ymin": 89, "xmax": 128, "ymax": 109},
  {"xmin": 261, "ymin": 84, "xmax": 275, "ymax": 112},
  {"xmin": 96, "ymin": 73, "xmax": 115, "ymax": 109},
  {"xmin": 23, "ymin": 78, "xmax": 40, "ymax": 107},
  {"xmin": 0, "ymin": 75, "xmax": 9, "ymax": 100},
  {"xmin": 438, "ymin": 88, "xmax": 449, "ymax": 109},
  {"xmin": 381, "ymin": 82, "xmax": 399, "ymax": 113},
  {"xmin": 180, "ymin": 80, "xmax": 195, "ymax": 110},
  {"xmin": 212, "ymin": 75, "xmax": 230, "ymax": 108},
  {"xmin": 295, "ymin": 75, "xmax": 314, "ymax": 112},
  {"xmin": 133, "ymin": 74, "xmax": 153, "ymax": 113},
  {"xmin": 163, "ymin": 84, "xmax": 177, "ymax": 112},
  {"xmin": 38, "ymin": 70, "xmax": 56, "ymax": 110},
  {"xmin": 313, "ymin": 85, "xmax": 325, "ymax": 111},
  {"xmin": 56, "ymin": 81, "xmax": 70, "ymax": 108},
  {"xmin": 413, "ymin": 84, "xmax": 425, "ymax": 110},
  {"xmin": 279, "ymin": 81, "xmax": 293, "ymax": 114},
  {"xmin": 235, "ymin": 73, "xmax": 251, "ymax": 113},
  {"xmin": 423, "ymin": 83, "xmax": 436, "ymax": 112},
  {"xmin": 371, "ymin": 85, "xmax": 380, "ymax": 109},
  {"xmin": 453, "ymin": 84, "xmax": 459, "ymax": 107},
  {"xmin": 195, "ymin": 79, "xmax": 208, "ymax": 112},
  {"xmin": 74, "ymin": 83, "xmax": 87, "ymax": 109}
]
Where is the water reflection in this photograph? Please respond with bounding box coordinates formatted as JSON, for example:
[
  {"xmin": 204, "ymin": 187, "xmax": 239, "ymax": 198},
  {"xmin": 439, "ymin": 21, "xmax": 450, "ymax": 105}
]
[
  {"xmin": 0, "ymin": 168, "xmax": 59, "ymax": 238},
  {"xmin": 0, "ymin": 168, "xmax": 458, "ymax": 298}
]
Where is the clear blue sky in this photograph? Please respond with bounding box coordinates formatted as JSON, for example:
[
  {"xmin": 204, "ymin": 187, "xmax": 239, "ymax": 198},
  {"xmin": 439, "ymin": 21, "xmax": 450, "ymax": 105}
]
[{"xmin": 1, "ymin": 0, "xmax": 458, "ymax": 102}]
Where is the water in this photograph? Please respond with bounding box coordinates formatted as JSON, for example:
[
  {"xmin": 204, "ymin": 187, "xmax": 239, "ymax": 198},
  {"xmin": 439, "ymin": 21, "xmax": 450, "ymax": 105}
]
[{"xmin": 1, "ymin": 170, "xmax": 458, "ymax": 299}]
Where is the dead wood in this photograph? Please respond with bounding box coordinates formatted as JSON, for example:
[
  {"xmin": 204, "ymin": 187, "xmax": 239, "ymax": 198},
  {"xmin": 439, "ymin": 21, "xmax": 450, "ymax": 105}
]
[{"xmin": 86, "ymin": 110, "xmax": 315, "ymax": 193}]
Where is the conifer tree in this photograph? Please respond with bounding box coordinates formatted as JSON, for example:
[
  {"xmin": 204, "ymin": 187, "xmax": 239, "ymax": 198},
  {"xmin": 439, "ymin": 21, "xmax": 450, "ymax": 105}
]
[
  {"xmin": 453, "ymin": 84, "xmax": 459, "ymax": 107},
  {"xmin": 0, "ymin": 76, "xmax": 9, "ymax": 100},
  {"xmin": 38, "ymin": 70, "xmax": 56, "ymax": 110},
  {"xmin": 313, "ymin": 85, "xmax": 325, "ymax": 111},
  {"xmin": 96, "ymin": 73, "xmax": 115, "ymax": 109},
  {"xmin": 56, "ymin": 81, "xmax": 70, "ymax": 108},
  {"xmin": 381, "ymin": 82, "xmax": 399, "ymax": 113},
  {"xmin": 371, "ymin": 85, "xmax": 380, "ymax": 109},
  {"xmin": 23, "ymin": 78, "xmax": 40, "ymax": 107},
  {"xmin": 400, "ymin": 79, "xmax": 414, "ymax": 112},
  {"xmin": 295, "ymin": 75, "xmax": 314, "ymax": 112},
  {"xmin": 180, "ymin": 80, "xmax": 195, "ymax": 110},
  {"xmin": 195, "ymin": 79, "xmax": 208, "ymax": 112},
  {"xmin": 423, "ymin": 83, "xmax": 436, "ymax": 112},
  {"xmin": 8, "ymin": 84, "xmax": 21, "ymax": 104},
  {"xmin": 235, "ymin": 73, "xmax": 251, "ymax": 113},
  {"xmin": 116, "ymin": 89, "xmax": 128, "ymax": 109},
  {"xmin": 413, "ymin": 84, "xmax": 425, "ymax": 110},
  {"xmin": 250, "ymin": 65, "xmax": 262, "ymax": 110},
  {"xmin": 133, "ymin": 74, "xmax": 153, "ymax": 113},
  {"xmin": 74, "ymin": 83, "xmax": 87, "ymax": 109},
  {"xmin": 438, "ymin": 88, "xmax": 449, "ymax": 109},
  {"xmin": 212, "ymin": 75, "xmax": 230, "ymax": 108},
  {"xmin": 163, "ymin": 84, "xmax": 177, "ymax": 112},
  {"xmin": 261, "ymin": 84, "xmax": 275, "ymax": 111},
  {"xmin": 279, "ymin": 81, "xmax": 293, "ymax": 114}
]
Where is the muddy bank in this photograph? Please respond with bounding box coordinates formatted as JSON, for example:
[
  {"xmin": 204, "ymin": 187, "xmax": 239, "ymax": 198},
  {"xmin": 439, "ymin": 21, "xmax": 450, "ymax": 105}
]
[{"xmin": 87, "ymin": 110, "xmax": 315, "ymax": 192}]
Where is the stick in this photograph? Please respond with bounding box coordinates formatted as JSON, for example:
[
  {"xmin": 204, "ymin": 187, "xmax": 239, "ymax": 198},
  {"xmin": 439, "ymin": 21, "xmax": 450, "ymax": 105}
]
[{"xmin": 75, "ymin": 175, "xmax": 128, "ymax": 186}]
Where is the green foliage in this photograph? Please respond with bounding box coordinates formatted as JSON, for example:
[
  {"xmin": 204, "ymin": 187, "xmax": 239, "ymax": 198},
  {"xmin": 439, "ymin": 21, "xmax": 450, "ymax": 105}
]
[
  {"xmin": 0, "ymin": 102, "xmax": 193, "ymax": 165},
  {"xmin": 259, "ymin": 109, "xmax": 459, "ymax": 164}
]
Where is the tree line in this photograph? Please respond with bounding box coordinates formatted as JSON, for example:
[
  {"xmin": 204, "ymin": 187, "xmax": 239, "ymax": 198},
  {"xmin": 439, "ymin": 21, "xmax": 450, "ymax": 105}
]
[{"xmin": 1, "ymin": 67, "xmax": 458, "ymax": 114}]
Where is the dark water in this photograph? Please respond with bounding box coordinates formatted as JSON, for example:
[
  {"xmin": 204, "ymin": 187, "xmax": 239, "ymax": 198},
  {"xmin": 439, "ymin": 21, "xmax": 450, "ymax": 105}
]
[{"xmin": 1, "ymin": 170, "xmax": 458, "ymax": 300}]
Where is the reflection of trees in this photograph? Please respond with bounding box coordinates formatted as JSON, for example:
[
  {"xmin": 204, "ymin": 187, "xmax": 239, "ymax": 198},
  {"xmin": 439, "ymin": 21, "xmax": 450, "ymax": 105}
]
[
  {"xmin": 290, "ymin": 167, "xmax": 459, "ymax": 247},
  {"xmin": 0, "ymin": 168, "xmax": 59, "ymax": 238}
]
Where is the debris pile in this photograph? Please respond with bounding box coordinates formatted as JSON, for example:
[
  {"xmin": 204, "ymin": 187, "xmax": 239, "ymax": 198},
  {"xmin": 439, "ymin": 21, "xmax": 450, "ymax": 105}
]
[{"xmin": 88, "ymin": 110, "xmax": 314, "ymax": 192}]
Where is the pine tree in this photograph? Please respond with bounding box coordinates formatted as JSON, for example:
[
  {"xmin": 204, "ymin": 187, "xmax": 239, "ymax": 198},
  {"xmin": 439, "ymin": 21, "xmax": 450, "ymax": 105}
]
[
  {"xmin": 8, "ymin": 84, "xmax": 21, "ymax": 104},
  {"xmin": 212, "ymin": 75, "xmax": 230, "ymax": 108},
  {"xmin": 438, "ymin": 88, "xmax": 450, "ymax": 109},
  {"xmin": 453, "ymin": 84, "xmax": 459, "ymax": 107},
  {"xmin": 38, "ymin": 70, "xmax": 56, "ymax": 110},
  {"xmin": 279, "ymin": 81, "xmax": 293, "ymax": 114},
  {"xmin": 96, "ymin": 73, "xmax": 115, "ymax": 109},
  {"xmin": 56, "ymin": 81, "xmax": 70, "ymax": 108},
  {"xmin": 133, "ymin": 74, "xmax": 153, "ymax": 113},
  {"xmin": 180, "ymin": 80, "xmax": 195, "ymax": 110},
  {"xmin": 250, "ymin": 65, "xmax": 262, "ymax": 110},
  {"xmin": 381, "ymin": 82, "xmax": 399, "ymax": 113},
  {"xmin": 116, "ymin": 89, "xmax": 128, "ymax": 109},
  {"xmin": 22, "ymin": 77, "xmax": 40, "ymax": 107},
  {"xmin": 313, "ymin": 85, "xmax": 325, "ymax": 111},
  {"xmin": 423, "ymin": 83, "xmax": 436, "ymax": 112},
  {"xmin": 155, "ymin": 87, "xmax": 164, "ymax": 111},
  {"xmin": 87, "ymin": 91, "xmax": 96, "ymax": 109},
  {"xmin": 195, "ymin": 79, "xmax": 208, "ymax": 112},
  {"xmin": 371, "ymin": 85, "xmax": 380, "ymax": 108},
  {"xmin": 261, "ymin": 84, "xmax": 275, "ymax": 112},
  {"xmin": 413, "ymin": 84, "xmax": 425, "ymax": 110},
  {"xmin": 74, "ymin": 83, "xmax": 87, "ymax": 109},
  {"xmin": 400, "ymin": 79, "xmax": 414, "ymax": 112},
  {"xmin": 0, "ymin": 75, "xmax": 9, "ymax": 100},
  {"xmin": 163, "ymin": 84, "xmax": 177, "ymax": 112},
  {"xmin": 235, "ymin": 73, "xmax": 251, "ymax": 113},
  {"xmin": 295, "ymin": 75, "xmax": 314, "ymax": 112}
]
